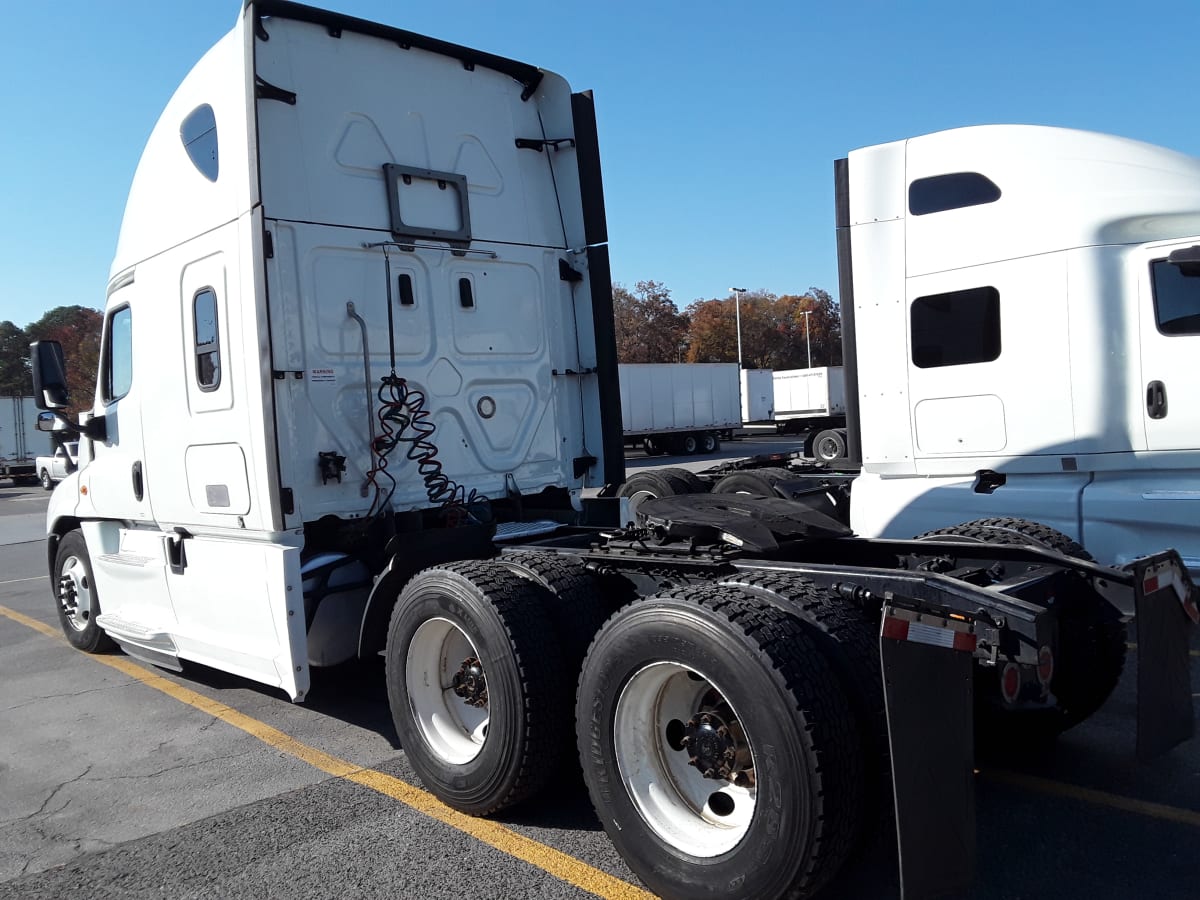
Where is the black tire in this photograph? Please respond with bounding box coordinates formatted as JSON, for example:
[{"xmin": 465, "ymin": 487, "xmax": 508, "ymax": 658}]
[
  {"xmin": 494, "ymin": 551, "xmax": 610, "ymax": 666},
  {"xmin": 711, "ymin": 465, "xmax": 794, "ymax": 497},
  {"xmin": 385, "ymin": 560, "xmax": 569, "ymax": 815},
  {"xmin": 615, "ymin": 470, "xmax": 691, "ymax": 516},
  {"xmin": 718, "ymin": 572, "xmax": 892, "ymax": 849},
  {"xmin": 813, "ymin": 428, "xmax": 847, "ymax": 462},
  {"xmin": 917, "ymin": 517, "xmax": 1127, "ymax": 740},
  {"xmin": 577, "ymin": 586, "xmax": 863, "ymax": 899},
  {"xmin": 678, "ymin": 433, "xmax": 699, "ymax": 455},
  {"xmin": 655, "ymin": 467, "xmax": 708, "ymax": 495},
  {"xmin": 698, "ymin": 432, "xmax": 718, "ymax": 454},
  {"xmin": 40, "ymin": 469, "xmax": 52, "ymax": 491},
  {"xmin": 643, "ymin": 436, "xmax": 665, "ymax": 456},
  {"xmin": 53, "ymin": 530, "xmax": 116, "ymax": 652}
]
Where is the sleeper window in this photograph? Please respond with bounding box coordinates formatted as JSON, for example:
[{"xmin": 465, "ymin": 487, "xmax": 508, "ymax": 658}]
[
  {"xmin": 194, "ymin": 288, "xmax": 221, "ymax": 390},
  {"xmin": 911, "ymin": 287, "xmax": 1001, "ymax": 368}
]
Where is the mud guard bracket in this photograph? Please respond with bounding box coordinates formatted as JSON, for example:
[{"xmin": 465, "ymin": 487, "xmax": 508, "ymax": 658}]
[{"xmin": 880, "ymin": 604, "xmax": 976, "ymax": 900}]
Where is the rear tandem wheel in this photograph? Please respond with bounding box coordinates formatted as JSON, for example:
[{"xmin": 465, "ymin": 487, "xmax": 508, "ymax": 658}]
[
  {"xmin": 385, "ymin": 560, "xmax": 570, "ymax": 815},
  {"xmin": 916, "ymin": 516, "xmax": 1128, "ymax": 743},
  {"xmin": 576, "ymin": 585, "xmax": 864, "ymax": 899}
]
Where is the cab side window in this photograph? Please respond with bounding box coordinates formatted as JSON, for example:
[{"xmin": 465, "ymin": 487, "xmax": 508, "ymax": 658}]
[
  {"xmin": 1151, "ymin": 259, "xmax": 1200, "ymax": 335},
  {"xmin": 103, "ymin": 306, "xmax": 133, "ymax": 404}
]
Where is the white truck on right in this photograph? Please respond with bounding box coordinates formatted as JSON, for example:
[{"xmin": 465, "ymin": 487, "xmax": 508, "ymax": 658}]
[
  {"xmin": 639, "ymin": 126, "xmax": 1200, "ymax": 577},
  {"xmin": 838, "ymin": 125, "xmax": 1200, "ymax": 577}
]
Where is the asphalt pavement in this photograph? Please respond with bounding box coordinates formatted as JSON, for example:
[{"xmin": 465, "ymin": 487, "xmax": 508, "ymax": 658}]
[{"xmin": 2, "ymin": 459, "xmax": 1199, "ymax": 900}]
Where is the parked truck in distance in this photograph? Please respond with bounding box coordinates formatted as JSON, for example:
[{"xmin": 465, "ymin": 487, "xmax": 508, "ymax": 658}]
[
  {"xmin": 0, "ymin": 396, "xmax": 44, "ymax": 486},
  {"xmin": 619, "ymin": 362, "xmax": 740, "ymax": 455},
  {"xmin": 30, "ymin": 5, "xmax": 1196, "ymax": 900},
  {"xmin": 772, "ymin": 366, "xmax": 848, "ymax": 458}
]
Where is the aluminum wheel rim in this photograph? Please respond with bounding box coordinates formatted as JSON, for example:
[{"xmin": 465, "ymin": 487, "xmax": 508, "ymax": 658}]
[
  {"xmin": 614, "ymin": 662, "xmax": 755, "ymax": 857},
  {"xmin": 624, "ymin": 489, "xmax": 658, "ymax": 517},
  {"xmin": 406, "ymin": 617, "xmax": 489, "ymax": 764},
  {"xmin": 58, "ymin": 555, "xmax": 93, "ymax": 632},
  {"xmin": 816, "ymin": 437, "xmax": 841, "ymax": 460}
]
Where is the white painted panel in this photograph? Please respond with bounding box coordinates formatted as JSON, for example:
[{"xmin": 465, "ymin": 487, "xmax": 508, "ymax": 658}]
[
  {"xmin": 904, "ymin": 125, "xmax": 1200, "ymax": 279},
  {"xmin": 914, "ymin": 395, "xmax": 1006, "ymax": 453},
  {"xmin": 846, "ymin": 217, "xmax": 912, "ymax": 471},
  {"xmin": 906, "ymin": 252, "xmax": 1072, "ymax": 467},
  {"xmin": 185, "ymin": 443, "xmax": 251, "ymax": 514}
]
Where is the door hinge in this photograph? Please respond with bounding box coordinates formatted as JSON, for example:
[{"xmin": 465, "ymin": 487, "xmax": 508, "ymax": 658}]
[
  {"xmin": 273, "ymin": 370, "xmax": 304, "ymax": 380},
  {"xmin": 280, "ymin": 488, "xmax": 295, "ymax": 516},
  {"xmin": 263, "ymin": 229, "xmax": 274, "ymax": 259}
]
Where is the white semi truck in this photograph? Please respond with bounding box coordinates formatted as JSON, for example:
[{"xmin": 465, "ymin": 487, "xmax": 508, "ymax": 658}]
[
  {"xmin": 628, "ymin": 126, "xmax": 1200, "ymax": 581},
  {"xmin": 32, "ymin": 4, "xmax": 1195, "ymax": 900}
]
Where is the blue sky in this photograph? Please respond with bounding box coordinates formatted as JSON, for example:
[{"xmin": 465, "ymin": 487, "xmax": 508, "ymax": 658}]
[{"xmin": 2, "ymin": 1, "xmax": 1198, "ymax": 329}]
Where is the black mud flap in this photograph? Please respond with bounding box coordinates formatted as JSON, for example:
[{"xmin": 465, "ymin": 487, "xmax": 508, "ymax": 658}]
[
  {"xmin": 880, "ymin": 605, "xmax": 977, "ymax": 900},
  {"xmin": 1132, "ymin": 552, "xmax": 1197, "ymax": 761}
]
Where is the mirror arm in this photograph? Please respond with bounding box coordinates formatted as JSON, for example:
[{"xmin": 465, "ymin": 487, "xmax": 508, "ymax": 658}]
[{"xmin": 82, "ymin": 415, "xmax": 107, "ymax": 442}]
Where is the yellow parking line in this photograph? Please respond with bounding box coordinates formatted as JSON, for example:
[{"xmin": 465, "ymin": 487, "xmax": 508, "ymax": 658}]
[
  {"xmin": 985, "ymin": 769, "xmax": 1200, "ymax": 828},
  {"xmin": 0, "ymin": 604, "xmax": 651, "ymax": 900}
]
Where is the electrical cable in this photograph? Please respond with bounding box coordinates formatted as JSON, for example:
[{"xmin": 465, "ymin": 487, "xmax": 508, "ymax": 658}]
[{"xmin": 362, "ymin": 244, "xmax": 488, "ymax": 525}]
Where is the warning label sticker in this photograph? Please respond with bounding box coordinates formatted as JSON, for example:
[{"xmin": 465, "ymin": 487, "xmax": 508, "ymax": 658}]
[{"xmin": 310, "ymin": 368, "xmax": 336, "ymax": 384}]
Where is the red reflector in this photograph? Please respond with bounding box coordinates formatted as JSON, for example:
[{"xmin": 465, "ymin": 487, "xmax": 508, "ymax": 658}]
[
  {"xmin": 1037, "ymin": 646, "xmax": 1054, "ymax": 685},
  {"xmin": 952, "ymin": 630, "xmax": 977, "ymax": 652},
  {"xmin": 1144, "ymin": 575, "xmax": 1160, "ymax": 594},
  {"xmin": 1001, "ymin": 663, "xmax": 1021, "ymax": 704},
  {"xmin": 882, "ymin": 616, "xmax": 909, "ymax": 641}
]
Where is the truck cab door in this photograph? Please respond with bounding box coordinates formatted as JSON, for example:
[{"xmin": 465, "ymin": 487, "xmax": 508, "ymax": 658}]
[
  {"xmin": 86, "ymin": 296, "xmax": 155, "ymax": 522},
  {"xmin": 1138, "ymin": 241, "xmax": 1200, "ymax": 451}
]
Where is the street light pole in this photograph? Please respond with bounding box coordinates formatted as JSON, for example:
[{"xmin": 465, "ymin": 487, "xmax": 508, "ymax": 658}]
[
  {"xmin": 730, "ymin": 287, "xmax": 747, "ymax": 368},
  {"xmin": 802, "ymin": 309, "xmax": 812, "ymax": 368}
]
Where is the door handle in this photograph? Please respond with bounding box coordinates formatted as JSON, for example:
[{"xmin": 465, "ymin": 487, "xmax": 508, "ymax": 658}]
[
  {"xmin": 1147, "ymin": 381, "xmax": 1168, "ymax": 420},
  {"xmin": 131, "ymin": 460, "xmax": 144, "ymax": 501}
]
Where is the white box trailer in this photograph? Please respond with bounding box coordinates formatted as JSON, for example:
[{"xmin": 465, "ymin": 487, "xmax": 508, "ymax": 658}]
[
  {"xmin": 0, "ymin": 396, "xmax": 46, "ymax": 484},
  {"xmin": 739, "ymin": 368, "xmax": 774, "ymax": 422},
  {"xmin": 773, "ymin": 366, "xmax": 846, "ymax": 423},
  {"xmin": 619, "ymin": 362, "xmax": 740, "ymax": 455},
  {"xmin": 771, "ymin": 366, "xmax": 849, "ymax": 458}
]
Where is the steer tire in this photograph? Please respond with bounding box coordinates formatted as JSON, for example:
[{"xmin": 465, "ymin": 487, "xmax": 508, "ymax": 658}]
[
  {"xmin": 40, "ymin": 469, "xmax": 53, "ymax": 491},
  {"xmin": 53, "ymin": 531, "xmax": 117, "ymax": 653},
  {"xmin": 577, "ymin": 586, "xmax": 863, "ymax": 899},
  {"xmin": 917, "ymin": 517, "xmax": 1127, "ymax": 743},
  {"xmin": 385, "ymin": 560, "xmax": 569, "ymax": 815}
]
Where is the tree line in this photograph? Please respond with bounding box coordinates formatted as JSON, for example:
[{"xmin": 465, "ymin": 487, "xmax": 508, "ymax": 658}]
[
  {"xmin": 0, "ymin": 306, "xmax": 102, "ymax": 417},
  {"xmin": 613, "ymin": 281, "xmax": 841, "ymax": 369}
]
